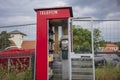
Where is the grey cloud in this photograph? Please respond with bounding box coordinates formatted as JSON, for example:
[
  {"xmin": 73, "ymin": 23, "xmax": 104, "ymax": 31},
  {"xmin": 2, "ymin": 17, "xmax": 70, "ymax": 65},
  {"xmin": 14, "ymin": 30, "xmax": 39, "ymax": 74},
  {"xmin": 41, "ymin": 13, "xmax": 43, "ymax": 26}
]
[
  {"xmin": 0, "ymin": 0, "xmax": 119, "ymax": 19},
  {"xmin": 0, "ymin": 0, "xmax": 120, "ymax": 26},
  {"xmin": 116, "ymin": 0, "xmax": 120, "ymax": 6},
  {"xmin": 0, "ymin": 0, "xmax": 35, "ymax": 17},
  {"xmin": 0, "ymin": 0, "xmax": 119, "ymax": 41},
  {"xmin": 67, "ymin": 0, "xmax": 120, "ymax": 19}
]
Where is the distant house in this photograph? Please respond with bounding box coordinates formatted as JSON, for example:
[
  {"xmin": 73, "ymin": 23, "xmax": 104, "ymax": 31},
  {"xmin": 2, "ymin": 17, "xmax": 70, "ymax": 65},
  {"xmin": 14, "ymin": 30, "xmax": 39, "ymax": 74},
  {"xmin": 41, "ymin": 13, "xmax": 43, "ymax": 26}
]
[
  {"xmin": 0, "ymin": 30, "xmax": 35, "ymax": 71},
  {"xmin": 8, "ymin": 30, "xmax": 35, "ymax": 49},
  {"xmin": 99, "ymin": 44, "xmax": 119, "ymax": 52}
]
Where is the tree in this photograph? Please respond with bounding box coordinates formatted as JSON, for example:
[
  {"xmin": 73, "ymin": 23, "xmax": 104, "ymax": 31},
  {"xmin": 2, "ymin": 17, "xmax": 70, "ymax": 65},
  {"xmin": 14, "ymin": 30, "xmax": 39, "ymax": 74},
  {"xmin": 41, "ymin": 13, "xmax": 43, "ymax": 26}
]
[
  {"xmin": 0, "ymin": 31, "xmax": 11, "ymax": 50},
  {"xmin": 114, "ymin": 42, "xmax": 120, "ymax": 50},
  {"xmin": 73, "ymin": 27, "xmax": 91, "ymax": 53},
  {"xmin": 93, "ymin": 28, "xmax": 105, "ymax": 52},
  {"xmin": 73, "ymin": 26, "xmax": 104, "ymax": 53}
]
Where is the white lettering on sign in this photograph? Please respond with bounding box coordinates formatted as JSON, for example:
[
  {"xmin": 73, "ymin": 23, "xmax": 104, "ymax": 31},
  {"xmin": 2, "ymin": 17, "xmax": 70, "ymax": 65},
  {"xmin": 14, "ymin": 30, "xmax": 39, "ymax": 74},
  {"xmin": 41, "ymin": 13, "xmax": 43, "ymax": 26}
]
[{"xmin": 39, "ymin": 10, "xmax": 58, "ymax": 15}]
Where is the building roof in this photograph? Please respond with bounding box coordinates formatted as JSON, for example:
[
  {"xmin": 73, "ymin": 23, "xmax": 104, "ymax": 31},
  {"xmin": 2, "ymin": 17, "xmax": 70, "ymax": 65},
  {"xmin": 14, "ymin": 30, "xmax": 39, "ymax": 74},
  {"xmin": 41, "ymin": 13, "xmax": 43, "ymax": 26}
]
[
  {"xmin": 118, "ymin": 50, "xmax": 120, "ymax": 52},
  {"xmin": 103, "ymin": 50, "xmax": 115, "ymax": 52},
  {"xmin": 0, "ymin": 48, "xmax": 35, "ymax": 59},
  {"xmin": 21, "ymin": 40, "xmax": 35, "ymax": 49},
  {"xmin": 9, "ymin": 30, "xmax": 27, "ymax": 36},
  {"xmin": 9, "ymin": 40, "xmax": 35, "ymax": 49},
  {"xmin": 104, "ymin": 44, "xmax": 118, "ymax": 47},
  {"xmin": 34, "ymin": 6, "xmax": 73, "ymax": 17}
]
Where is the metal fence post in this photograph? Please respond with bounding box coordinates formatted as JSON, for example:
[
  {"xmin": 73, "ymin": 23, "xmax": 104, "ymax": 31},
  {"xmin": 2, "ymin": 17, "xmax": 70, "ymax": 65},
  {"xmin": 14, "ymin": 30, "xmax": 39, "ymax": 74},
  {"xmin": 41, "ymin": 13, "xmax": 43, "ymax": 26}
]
[
  {"xmin": 91, "ymin": 18, "xmax": 95, "ymax": 80},
  {"xmin": 68, "ymin": 17, "xmax": 72, "ymax": 80}
]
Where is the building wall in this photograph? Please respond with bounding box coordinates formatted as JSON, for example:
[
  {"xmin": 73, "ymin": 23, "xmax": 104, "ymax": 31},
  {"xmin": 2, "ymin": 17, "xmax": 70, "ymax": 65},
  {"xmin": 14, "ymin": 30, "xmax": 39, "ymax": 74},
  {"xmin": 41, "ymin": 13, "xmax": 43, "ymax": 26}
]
[
  {"xmin": 9, "ymin": 34, "xmax": 24, "ymax": 48},
  {"xmin": 99, "ymin": 46, "xmax": 119, "ymax": 52}
]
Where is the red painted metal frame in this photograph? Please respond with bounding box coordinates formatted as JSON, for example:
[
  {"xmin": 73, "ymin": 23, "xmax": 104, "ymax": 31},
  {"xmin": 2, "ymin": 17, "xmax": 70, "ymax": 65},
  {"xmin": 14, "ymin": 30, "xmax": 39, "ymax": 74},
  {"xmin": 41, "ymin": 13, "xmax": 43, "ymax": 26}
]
[{"xmin": 35, "ymin": 7, "xmax": 73, "ymax": 80}]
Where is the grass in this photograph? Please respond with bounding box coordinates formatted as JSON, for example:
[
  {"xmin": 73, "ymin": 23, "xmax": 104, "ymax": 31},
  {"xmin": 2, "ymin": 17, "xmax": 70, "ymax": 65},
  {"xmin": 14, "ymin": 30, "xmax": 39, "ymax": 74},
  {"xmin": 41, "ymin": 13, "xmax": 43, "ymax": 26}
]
[
  {"xmin": 0, "ymin": 65, "xmax": 32, "ymax": 80},
  {"xmin": 96, "ymin": 65, "xmax": 120, "ymax": 80},
  {"xmin": 1, "ymin": 64, "xmax": 120, "ymax": 80}
]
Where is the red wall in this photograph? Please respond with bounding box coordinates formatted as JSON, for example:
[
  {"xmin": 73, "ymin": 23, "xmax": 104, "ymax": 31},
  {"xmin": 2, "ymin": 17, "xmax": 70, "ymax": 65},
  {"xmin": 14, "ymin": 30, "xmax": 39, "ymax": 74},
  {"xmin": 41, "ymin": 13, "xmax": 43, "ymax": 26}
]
[{"xmin": 35, "ymin": 7, "xmax": 72, "ymax": 80}]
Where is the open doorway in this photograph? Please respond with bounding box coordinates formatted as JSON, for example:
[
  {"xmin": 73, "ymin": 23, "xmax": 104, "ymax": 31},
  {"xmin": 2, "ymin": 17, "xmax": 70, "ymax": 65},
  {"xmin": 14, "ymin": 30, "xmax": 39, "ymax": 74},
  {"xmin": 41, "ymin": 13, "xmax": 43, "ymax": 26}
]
[{"xmin": 48, "ymin": 19, "xmax": 69, "ymax": 80}]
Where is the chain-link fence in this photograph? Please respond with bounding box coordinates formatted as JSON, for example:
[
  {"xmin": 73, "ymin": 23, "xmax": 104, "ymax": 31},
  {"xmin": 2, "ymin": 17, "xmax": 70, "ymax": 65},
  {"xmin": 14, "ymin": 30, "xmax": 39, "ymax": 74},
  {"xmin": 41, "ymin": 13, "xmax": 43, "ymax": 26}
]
[
  {"xmin": 0, "ymin": 24, "xmax": 36, "ymax": 80},
  {"xmin": 93, "ymin": 20, "xmax": 120, "ymax": 80},
  {"xmin": 0, "ymin": 20, "xmax": 120, "ymax": 80},
  {"xmin": 93, "ymin": 20, "xmax": 120, "ymax": 51},
  {"xmin": 72, "ymin": 20, "xmax": 120, "ymax": 53},
  {"xmin": 70, "ymin": 19, "xmax": 120, "ymax": 80}
]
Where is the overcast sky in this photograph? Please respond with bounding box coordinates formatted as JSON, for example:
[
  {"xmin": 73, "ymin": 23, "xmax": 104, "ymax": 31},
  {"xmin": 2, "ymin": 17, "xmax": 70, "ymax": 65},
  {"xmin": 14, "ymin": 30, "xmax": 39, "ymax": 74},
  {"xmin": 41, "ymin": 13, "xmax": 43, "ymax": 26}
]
[
  {"xmin": 0, "ymin": 0, "xmax": 120, "ymax": 41},
  {"xmin": 0, "ymin": 0, "xmax": 120, "ymax": 26}
]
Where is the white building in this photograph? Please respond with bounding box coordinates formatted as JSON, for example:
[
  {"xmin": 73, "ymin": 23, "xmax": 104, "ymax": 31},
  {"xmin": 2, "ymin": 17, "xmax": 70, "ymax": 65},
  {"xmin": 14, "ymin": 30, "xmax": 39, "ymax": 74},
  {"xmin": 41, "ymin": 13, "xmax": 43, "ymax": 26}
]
[
  {"xmin": 9, "ymin": 30, "xmax": 27, "ymax": 48},
  {"xmin": 99, "ymin": 44, "xmax": 119, "ymax": 52}
]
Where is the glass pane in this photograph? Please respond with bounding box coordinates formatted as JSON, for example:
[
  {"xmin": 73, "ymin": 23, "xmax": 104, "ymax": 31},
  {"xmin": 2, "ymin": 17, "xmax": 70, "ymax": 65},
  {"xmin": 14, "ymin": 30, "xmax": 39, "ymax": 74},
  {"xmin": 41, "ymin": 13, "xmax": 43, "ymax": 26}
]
[
  {"xmin": 48, "ymin": 19, "xmax": 68, "ymax": 80},
  {"xmin": 72, "ymin": 20, "xmax": 92, "ymax": 53}
]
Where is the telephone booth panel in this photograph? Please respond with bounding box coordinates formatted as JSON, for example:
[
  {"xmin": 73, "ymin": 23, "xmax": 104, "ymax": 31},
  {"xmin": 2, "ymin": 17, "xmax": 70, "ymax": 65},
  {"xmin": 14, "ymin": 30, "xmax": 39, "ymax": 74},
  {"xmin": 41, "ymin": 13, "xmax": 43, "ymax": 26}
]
[{"xmin": 35, "ymin": 7, "xmax": 73, "ymax": 80}]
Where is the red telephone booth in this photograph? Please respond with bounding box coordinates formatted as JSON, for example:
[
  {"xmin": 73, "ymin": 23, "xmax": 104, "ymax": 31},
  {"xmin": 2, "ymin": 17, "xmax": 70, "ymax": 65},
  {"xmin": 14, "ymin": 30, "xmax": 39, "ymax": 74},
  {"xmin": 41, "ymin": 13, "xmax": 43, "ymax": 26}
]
[{"xmin": 35, "ymin": 7, "xmax": 73, "ymax": 80}]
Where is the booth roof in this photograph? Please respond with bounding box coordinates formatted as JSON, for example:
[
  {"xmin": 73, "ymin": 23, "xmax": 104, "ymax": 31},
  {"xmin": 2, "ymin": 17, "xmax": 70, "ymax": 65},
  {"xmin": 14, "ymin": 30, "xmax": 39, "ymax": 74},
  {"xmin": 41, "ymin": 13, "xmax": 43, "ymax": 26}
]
[
  {"xmin": 34, "ymin": 6, "xmax": 73, "ymax": 17},
  {"xmin": 0, "ymin": 48, "xmax": 35, "ymax": 59}
]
